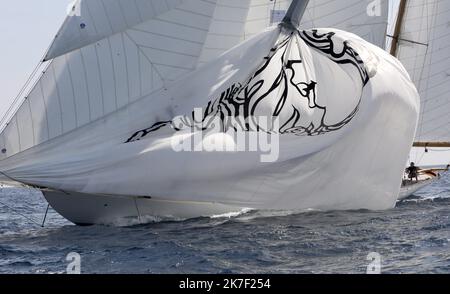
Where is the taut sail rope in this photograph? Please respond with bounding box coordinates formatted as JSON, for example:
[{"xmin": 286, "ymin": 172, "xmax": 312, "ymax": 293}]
[
  {"xmin": 0, "ymin": 60, "xmax": 45, "ymax": 132},
  {"xmin": 0, "ymin": 171, "xmax": 50, "ymax": 227},
  {"xmin": 0, "ymin": 38, "xmax": 53, "ymax": 133},
  {"xmin": 0, "ymin": 198, "xmax": 45, "ymax": 227}
]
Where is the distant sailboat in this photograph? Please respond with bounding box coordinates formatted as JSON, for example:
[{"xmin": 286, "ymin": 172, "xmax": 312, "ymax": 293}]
[
  {"xmin": 391, "ymin": 0, "xmax": 450, "ymax": 199},
  {"xmin": 0, "ymin": 0, "xmax": 419, "ymax": 225}
]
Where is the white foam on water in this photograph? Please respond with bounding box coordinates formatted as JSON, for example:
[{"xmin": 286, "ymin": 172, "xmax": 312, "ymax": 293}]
[
  {"xmin": 210, "ymin": 208, "xmax": 254, "ymax": 219},
  {"xmin": 234, "ymin": 208, "xmax": 322, "ymax": 222}
]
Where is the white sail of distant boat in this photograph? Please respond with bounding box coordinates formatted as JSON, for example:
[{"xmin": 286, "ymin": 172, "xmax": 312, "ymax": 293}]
[
  {"xmin": 0, "ymin": 0, "xmax": 419, "ymax": 225},
  {"xmin": 391, "ymin": 0, "xmax": 450, "ymax": 199}
]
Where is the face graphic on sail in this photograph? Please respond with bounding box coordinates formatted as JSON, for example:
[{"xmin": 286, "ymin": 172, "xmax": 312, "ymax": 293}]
[{"xmin": 125, "ymin": 29, "xmax": 370, "ymax": 144}]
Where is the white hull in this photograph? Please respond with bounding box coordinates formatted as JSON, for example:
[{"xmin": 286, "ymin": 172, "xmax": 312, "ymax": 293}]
[
  {"xmin": 398, "ymin": 178, "xmax": 438, "ymax": 200},
  {"xmin": 43, "ymin": 182, "xmax": 435, "ymax": 226},
  {"xmin": 398, "ymin": 169, "xmax": 445, "ymax": 200},
  {"xmin": 42, "ymin": 190, "xmax": 245, "ymax": 226}
]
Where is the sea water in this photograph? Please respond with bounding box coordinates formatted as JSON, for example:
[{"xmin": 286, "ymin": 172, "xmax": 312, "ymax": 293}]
[{"xmin": 1, "ymin": 173, "xmax": 449, "ymax": 274}]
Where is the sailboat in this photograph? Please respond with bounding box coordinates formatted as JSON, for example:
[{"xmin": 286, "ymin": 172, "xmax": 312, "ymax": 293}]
[
  {"xmin": 391, "ymin": 0, "xmax": 450, "ymax": 200},
  {"xmin": 0, "ymin": 0, "xmax": 419, "ymax": 225}
]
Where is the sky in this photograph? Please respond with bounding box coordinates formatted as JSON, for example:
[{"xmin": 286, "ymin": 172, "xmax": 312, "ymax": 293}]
[{"xmin": 0, "ymin": 0, "xmax": 72, "ymax": 120}]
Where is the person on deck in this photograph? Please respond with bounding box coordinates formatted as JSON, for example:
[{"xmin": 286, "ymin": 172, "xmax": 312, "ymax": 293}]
[{"xmin": 406, "ymin": 162, "xmax": 420, "ymax": 182}]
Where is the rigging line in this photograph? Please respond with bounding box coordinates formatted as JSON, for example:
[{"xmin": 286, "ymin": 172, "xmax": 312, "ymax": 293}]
[
  {"xmin": 41, "ymin": 204, "xmax": 50, "ymax": 228},
  {"xmin": 385, "ymin": 35, "xmax": 428, "ymax": 47},
  {"xmin": 123, "ymin": 31, "xmax": 167, "ymax": 89},
  {"xmin": 0, "ymin": 170, "xmax": 22, "ymax": 185},
  {"xmin": 350, "ymin": 21, "xmax": 388, "ymax": 27},
  {"xmin": 0, "ymin": 169, "xmax": 51, "ymax": 192},
  {"xmin": 0, "ymin": 26, "xmax": 56, "ymax": 133},
  {"xmin": 0, "ymin": 199, "xmax": 43, "ymax": 227},
  {"xmin": 0, "ymin": 181, "xmax": 46, "ymax": 226},
  {"xmin": 1, "ymin": 170, "xmax": 58, "ymax": 227},
  {"xmin": 0, "ymin": 171, "xmax": 73, "ymax": 199},
  {"xmin": 0, "ymin": 60, "xmax": 44, "ymax": 130},
  {"xmin": 417, "ymin": 150, "xmax": 426, "ymax": 165}
]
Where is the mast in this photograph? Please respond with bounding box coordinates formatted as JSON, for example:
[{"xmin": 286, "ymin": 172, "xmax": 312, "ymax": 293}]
[
  {"xmin": 390, "ymin": 0, "xmax": 407, "ymax": 56},
  {"xmin": 282, "ymin": 0, "xmax": 310, "ymax": 29}
]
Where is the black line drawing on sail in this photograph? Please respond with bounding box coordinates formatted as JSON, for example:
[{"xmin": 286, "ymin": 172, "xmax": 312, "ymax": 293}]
[{"xmin": 126, "ymin": 29, "xmax": 370, "ymax": 143}]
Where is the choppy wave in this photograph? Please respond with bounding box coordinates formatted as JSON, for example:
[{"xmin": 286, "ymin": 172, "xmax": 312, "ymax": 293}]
[{"xmin": 1, "ymin": 173, "xmax": 450, "ymax": 274}]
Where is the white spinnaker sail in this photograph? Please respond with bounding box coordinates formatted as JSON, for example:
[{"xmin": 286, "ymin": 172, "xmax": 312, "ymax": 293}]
[
  {"xmin": 0, "ymin": 25, "xmax": 419, "ymax": 210},
  {"xmin": 200, "ymin": 0, "xmax": 389, "ymax": 66},
  {"xmin": 0, "ymin": 0, "xmax": 389, "ymax": 161},
  {"xmin": 396, "ymin": 0, "xmax": 450, "ymax": 144},
  {"xmin": 0, "ymin": 0, "xmax": 419, "ymax": 212}
]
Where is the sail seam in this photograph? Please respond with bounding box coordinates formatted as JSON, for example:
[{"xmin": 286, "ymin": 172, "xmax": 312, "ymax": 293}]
[
  {"xmin": 123, "ymin": 31, "xmax": 167, "ymax": 88},
  {"xmin": 120, "ymin": 33, "xmax": 131, "ymax": 106},
  {"xmin": 50, "ymin": 64, "xmax": 65, "ymax": 134},
  {"xmin": 94, "ymin": 44, "xmax": 106, "ymax": 118},
  {"xmin": 14, "ymin": 116, "xmax": 21, "ymax": 153},
  {"xmin": 106, "ymin": 38, "xmax": 119, "ymax": 110},
  {"xmin": 64, "ymin": 54, "xmax": 79, "ymax": 128},
  {"xmin": 26, "ymin": 98, "xmax": 36, "ymax": 147},
  {"xmin": 99, "ymin": 0, "xmax": 115, "ymax": 34},
  {"xmin": 79, "ymin": 50, "xmax": 93, "ymax": 122},
  {"xmin": 37, "ymin": 79, "xmax": 51, "ymax": 142}
]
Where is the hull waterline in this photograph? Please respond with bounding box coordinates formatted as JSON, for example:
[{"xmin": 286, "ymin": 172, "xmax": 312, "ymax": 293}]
[
  {"xmin": 42, "ymin": 189, "xmax": 245, "ymax": 226},
  {"xmin": 398, "ymin": 169, "xmax": 447, "ymax": 200},
  {"xmin": 398, "ymin": 178, "xmax": 438, "ymax": 200}
]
